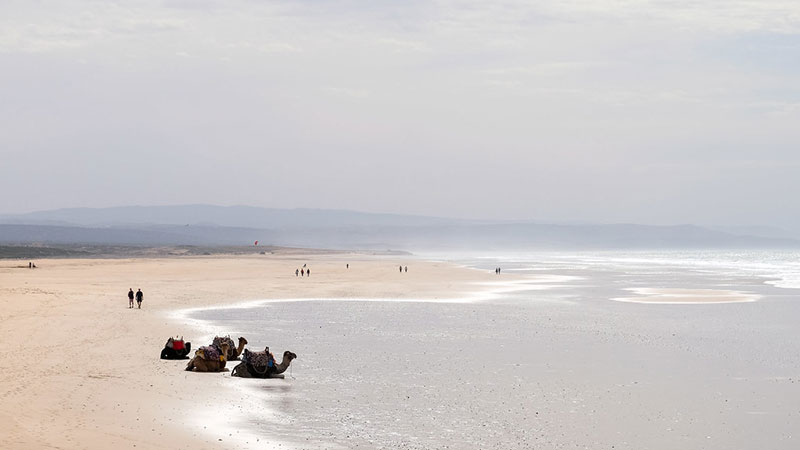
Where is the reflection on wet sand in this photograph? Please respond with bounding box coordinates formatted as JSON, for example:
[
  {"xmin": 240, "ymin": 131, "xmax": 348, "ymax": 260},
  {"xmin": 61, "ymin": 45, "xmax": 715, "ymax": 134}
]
[{"xmin": 614, "ymin": 287, "xmax": 760, "ymax": 304}]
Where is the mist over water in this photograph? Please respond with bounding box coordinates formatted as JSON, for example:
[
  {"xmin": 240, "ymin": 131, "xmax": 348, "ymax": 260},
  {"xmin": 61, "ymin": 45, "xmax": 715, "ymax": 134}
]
[
  {"xmin": 192, "ymin": 250, "xmax": 800, "ymax": 449},
  {"xmin": 433, "ymin": 249, "xmax": 800, "ymax": 292}
]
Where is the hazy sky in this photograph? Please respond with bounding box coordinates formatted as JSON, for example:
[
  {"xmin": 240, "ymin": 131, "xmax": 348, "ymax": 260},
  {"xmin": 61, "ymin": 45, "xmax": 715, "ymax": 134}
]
[{"xmin": 1, "ymin": 1, "xmax": 799, "ymax": 228}]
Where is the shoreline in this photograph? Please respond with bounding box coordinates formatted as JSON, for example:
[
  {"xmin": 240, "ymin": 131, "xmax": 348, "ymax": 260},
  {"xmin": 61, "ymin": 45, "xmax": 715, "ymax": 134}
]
[
  {"xmin": 0, "ymin": 253, "xmax": 513, "ymax": 450},
  {"xmin": 2, "ymin": 251, "xmax": 783, "ymax": 449},
  {"xmin": 172, "ymin": 269, "xmax": 583, "ymax": 448}
]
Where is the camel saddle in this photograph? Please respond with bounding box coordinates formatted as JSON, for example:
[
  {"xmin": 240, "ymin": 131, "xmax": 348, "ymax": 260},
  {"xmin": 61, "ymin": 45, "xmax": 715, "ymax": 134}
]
[
  {"xmin": 166, "ymin": 337, "xmax": 185, "ymax": 350},
  {"xmin": 196, "ymin": 345, "xmax": 223, "ymax": 362},
  {"xmin": 242, "ymin": 348, "xmax": 273, "ymax": 368},
  {"xmin": 213, "ymin": 336, "xmax": 235, "ymax": 350}
]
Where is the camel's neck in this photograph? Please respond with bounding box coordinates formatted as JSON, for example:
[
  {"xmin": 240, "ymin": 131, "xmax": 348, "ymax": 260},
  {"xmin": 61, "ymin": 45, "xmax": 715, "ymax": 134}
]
[
  {"xmin": 236, "ymin": 340, "xmax": 246, "ymax": 356},
  {"xmin": 275, "ymin": 356, "xmax": 294, "ymax": 374}
]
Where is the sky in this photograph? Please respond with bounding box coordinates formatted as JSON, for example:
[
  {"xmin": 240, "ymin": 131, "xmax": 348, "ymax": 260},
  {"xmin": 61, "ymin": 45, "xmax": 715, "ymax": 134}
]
[{"xmin": 1, "ymin": 0, "xmax": 799, "ymax": 229}]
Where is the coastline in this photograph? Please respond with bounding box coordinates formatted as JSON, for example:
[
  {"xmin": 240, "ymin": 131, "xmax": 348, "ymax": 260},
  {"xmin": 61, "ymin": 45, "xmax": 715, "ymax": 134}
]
[
  {"xmin": 3, "ymin": 250, "xmax": 799, "ymax": 448},
  {"xmin": 0, "ymin": 253, "xmax": 511, "ymax": 450}
]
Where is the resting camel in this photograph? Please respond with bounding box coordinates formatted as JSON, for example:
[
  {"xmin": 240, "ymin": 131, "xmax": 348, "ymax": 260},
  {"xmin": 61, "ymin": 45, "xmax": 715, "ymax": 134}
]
[
  {"xmin": 231, "ymin": 350, "xmax": 297, "ymax": 378},
  {"xmin": 213, "ymin": 336, "xmax": 248, "ymax": 361},
  {"xmin": 160, "ymin": 337, "xmax": 192, "ymax": 360},
  {"xmin": 185, "ymin": 342, "xmax": 231, "ymax": 372}
]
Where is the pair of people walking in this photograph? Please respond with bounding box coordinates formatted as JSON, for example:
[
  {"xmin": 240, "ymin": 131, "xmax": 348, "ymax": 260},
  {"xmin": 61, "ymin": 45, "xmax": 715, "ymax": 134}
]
[{"xmin": 127, "ymin": 288, "xmax": 144, "ymax": 309}]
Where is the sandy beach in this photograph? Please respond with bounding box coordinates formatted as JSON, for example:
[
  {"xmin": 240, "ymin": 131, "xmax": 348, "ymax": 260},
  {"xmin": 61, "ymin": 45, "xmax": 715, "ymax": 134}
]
[
  {"xmin": 0, "ymin": 254, "xmax": 502, "ymax": 450},
  {"xmin": 3, "ymin": 250, "xmax": 800, "ymax": 449}
]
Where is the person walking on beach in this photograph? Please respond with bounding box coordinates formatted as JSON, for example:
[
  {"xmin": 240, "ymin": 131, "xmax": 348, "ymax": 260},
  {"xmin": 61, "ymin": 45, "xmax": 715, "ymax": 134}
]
[
  {"xmin": 404, "ymin": 266, "xmax": 407, "ymax": 273},
  {"xmin": 296, "ymin": 269, "xmax": 299, "ymax": 277},
  {"xmin": 301, "ymin": 268, "xmax": 305, "ymax": 277},
  {"xmin": 399, "ymin": 265, "xmax": 403, "ymax": 273},
  {"xmin": 128, "ymin": 288, "xmax": 134, "ymax": 308},
  {"xmin": 135, "ymin": 288, "xmax": 143, "ymax": 309},
  {"xmin": 307, "ymin": 268, "xmax": 310, "ymax": 276}
]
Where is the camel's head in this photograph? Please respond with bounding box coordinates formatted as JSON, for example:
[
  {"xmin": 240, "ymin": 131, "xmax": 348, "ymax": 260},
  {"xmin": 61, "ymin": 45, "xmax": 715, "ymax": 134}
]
[
  {"xmin": 238, "ymin": 336, "xmax": 248, "ymax": 345},
  {"xmin": 283, "ymin": 351, "xmax": 297, "ymax": 362}
]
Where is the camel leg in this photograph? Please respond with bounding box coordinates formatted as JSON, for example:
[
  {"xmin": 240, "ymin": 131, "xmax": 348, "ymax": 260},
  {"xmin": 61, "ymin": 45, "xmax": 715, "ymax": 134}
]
[
  {"xmin": 185, "ymin": 358, "xmax": 195, "ymax": 371},
  {"xmin": 231, "ymin": 363, "xmax": 249, "ymax": 377}
]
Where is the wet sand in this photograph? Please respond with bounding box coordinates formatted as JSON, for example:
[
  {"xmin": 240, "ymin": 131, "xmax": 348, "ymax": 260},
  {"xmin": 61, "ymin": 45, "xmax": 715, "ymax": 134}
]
[
  {"xmin": 192, "ymin": 295, "xmax": 800, "ymax": 449},
  {"xmin": 613, "ymin": 287, "xmax": 760, "ymax": 304},
  {"xmin": 187, "ymin": 252, "xmax": 800, "ymax": 449}
]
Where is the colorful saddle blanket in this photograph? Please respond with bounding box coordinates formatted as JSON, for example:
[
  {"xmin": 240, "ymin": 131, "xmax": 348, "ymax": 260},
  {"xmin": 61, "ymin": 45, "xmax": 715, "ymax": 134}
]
[
  {"xmin": 197, "ymin": 345, "xmax": 222, "ymax": 361},
  {"xmin": 242, "ymin": 348, "xmax": 273, "ymax": 367},
  {"xmin": 165, "ymin": 338, "xmax": 185, "ymax": 350},
  {"xmin": 213, "ymin": 336, "xmax": 236, "ymax": 357}
]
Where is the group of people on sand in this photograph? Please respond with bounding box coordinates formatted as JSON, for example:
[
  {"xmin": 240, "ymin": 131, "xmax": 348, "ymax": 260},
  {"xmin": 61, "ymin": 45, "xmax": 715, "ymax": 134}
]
[
  {"xmin": 127, "ymin": 288, "xmax": 144, "ymax": 309},
  {"xmin": 27, "ymin": 262, "xmax": 37, "ymax": 269},
  {"xmin": 295, "ymin": 264, "xmax": 310, "ymax": 277},
  {"xmin": 495, "ymin": 267, "xmax": 501, "ymax": 274},
  {"xmin": 399, "ymin": 265, "xmax": 407, "ymax": 273}
]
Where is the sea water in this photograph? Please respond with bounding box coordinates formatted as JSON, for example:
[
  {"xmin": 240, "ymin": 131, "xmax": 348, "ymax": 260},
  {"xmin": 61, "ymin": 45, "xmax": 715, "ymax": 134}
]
[{"xmin": 189, "ymin": 250, "xmax": 800, "ymax": 449}]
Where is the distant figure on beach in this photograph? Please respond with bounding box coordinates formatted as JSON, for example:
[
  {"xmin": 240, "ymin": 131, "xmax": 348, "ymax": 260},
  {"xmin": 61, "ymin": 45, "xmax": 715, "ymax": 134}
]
[
  {"xmin": 31, "ymin": 263, "xmax": 36, "ymax": 268},
  {"xmin": 307, "ymin": 268, "xmax": 310, "ymax": 276},
  {"xmin": 399, "ymin": 265, "xmax": 402, "ymax": 273},
  {"xmin": 346, "ymin": 263, "xmax": 349, "ymax": 269},
  {"xmin": 128, "ymin": 288, "xmax": 134, "ymax": 308},
  {"xmin": 28, "ymin": 262, "xmax": 32, "ymax": 269},
  {"xmin": 404, "ymin": 266, "xmax": 407, "ymax": 273},
  {"xmin": 295, "ymin": 269, "xmax": 299, "ymax": 277},
  {"xmin": 301, "ymin": 268, "xmax": 305, "ymax": 277},
  {"xmin": 135, "ymin": 289, "xmax": 143, "ymax": 309}
]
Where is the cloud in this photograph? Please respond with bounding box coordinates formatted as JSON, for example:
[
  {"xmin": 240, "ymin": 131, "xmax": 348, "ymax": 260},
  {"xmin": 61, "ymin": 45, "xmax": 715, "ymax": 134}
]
[
  {"xmin": 324, "ymin": 87, "xmax": 370, "ymax": 99},
  {"xmin": 377, "ymin": 38, "xmax": 431, "ymax": 53},
  {"xmin": 0, "ymin": 3, "xmax": 185, "ymax": 53}
]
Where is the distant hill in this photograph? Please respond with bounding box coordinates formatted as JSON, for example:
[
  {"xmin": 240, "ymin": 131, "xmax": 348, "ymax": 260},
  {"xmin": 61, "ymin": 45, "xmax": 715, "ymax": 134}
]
[
  {"xmin": 0, "ymin": 205, "xmax": 798, "ymax": 251},
  {"xmin": 0, "ymin": 205, "xmax": 459, "ymax": 229},
  {"xmin": 708, "ymin": 225, "xmax": 798, "ymax": 241}
]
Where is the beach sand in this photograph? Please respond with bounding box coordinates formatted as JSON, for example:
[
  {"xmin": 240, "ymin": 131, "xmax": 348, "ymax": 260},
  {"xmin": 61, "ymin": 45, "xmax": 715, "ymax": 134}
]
[
  {"xmin": 0, "ymin": 254, "xmax": 502, "ymax": 450},
  {"xmin": 3, "ymin": 252, "xmax": 798, "ymax": 450}
]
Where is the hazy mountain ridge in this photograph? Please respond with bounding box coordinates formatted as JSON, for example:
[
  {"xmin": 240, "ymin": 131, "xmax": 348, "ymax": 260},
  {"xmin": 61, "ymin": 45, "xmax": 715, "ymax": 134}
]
[
  {"xmin": 0, "ymin": 205, "xmax": 462, "ymax": 229},
  {"xmin": 0, "ymin": 205, "xmax": 797, "ymax": 250}
]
